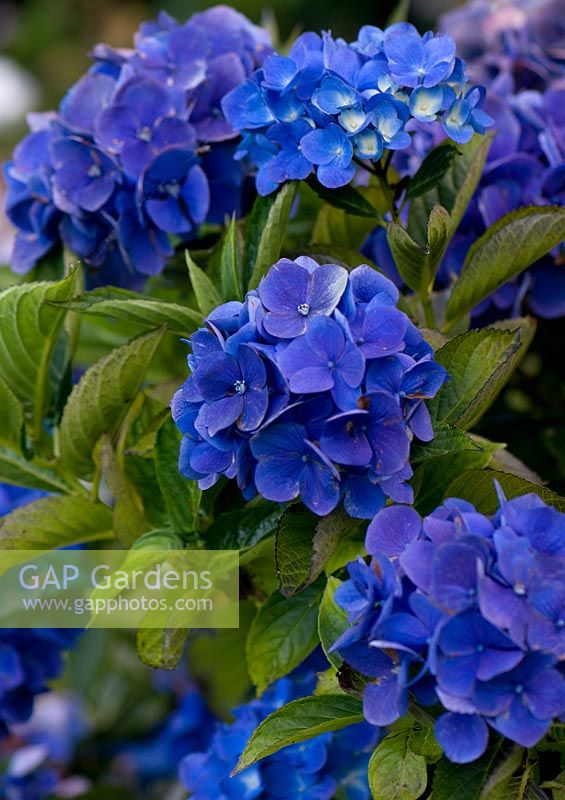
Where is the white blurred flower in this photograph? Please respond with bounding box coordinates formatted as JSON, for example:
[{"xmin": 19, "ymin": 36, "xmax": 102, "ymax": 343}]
[{"xmin": 0, "ymin": 54, "xmax": 39, "ymax": 128}]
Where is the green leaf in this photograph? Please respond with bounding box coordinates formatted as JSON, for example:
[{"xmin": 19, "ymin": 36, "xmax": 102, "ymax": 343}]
[
  {"xmin": 219, "ymin": 215, "xmax": 244, "ymax": 301},
  {"xmin": 406, "ymin": 142, "xmax": 458, "ymax": 200},
  {"xmin": 318, "ymin": 576, "xmax": 348, "ymax": 670},
  {"xmin": 52, "ymin": 286, "xmax": 203, "ymax": 335},
  {"xmin": 59, "ymin": 328, "xmax": 165, "ymax": 478},
  {"xmin": 275, "ymin": 507, "xmax": 360, "ymax": 597},
  {"xmin": 0, "ymin": 271, "xmax": 77, "ymax": 438},
  {"xmin": 245, "ymin": 182, "xmax": 298, "ymax": 289},
  {"xmin": 386, "ymin": 0, "xmax": 410, "ymax": 24},
  {"xmin": 413, "ymin": 443, "xmax": 496, "ymax": 516},
  {"xmin": 445, "ymin": 469, "xmax": 565, "ymax": 513},
  {"xmin": 305, "ymin": 177, "xmax": 376, "ymax": 218},
  {"xmin": 186, "ymin": 251, "xmax": 223, "ymax": 315},
  {"xmin": 387, "ymin": 205, "xmax": 450, "ymax": 294},
  {"xmin": 408, "ymin": 132, "xmax": 493, "ymax": 245},
  {"xmin": 445, "ymin": 206, "xmax": 565, "ymax": 326},
  {"xmin": 300, "ymin": 243, "xmax": 379, "ymax": 270},
  {"xmin": 0, "ymin": 377, "xmax": 24, "ymax": 447},
  {"xmin": 368, "ymin": 728, "xmax": 428, "ymax": 800},
  {"xmin": 234, "ymin": 693, "xmax": 364, "ymax": 773},
  {"xmin": 0, "ymin": 494, "xmax": 113, "ymax": 550},
  {"xmin": 246, "ymin": 580, "xmax": 323, "ymax": 694},
  {"xmin": 311, "ymin": 186, "xmax": 384, "ymax": 250},
  {"xmin": 205, "ymin": 504, "xmax": 282, "ymax": 550},
  {"xmin": 136, "ymin": 626, "xmax": 188, "ymax": 670},
  {"xmin": 429, "ymin": 324, "xmax": 534, "ymax": 430},
  {"xmin": 411, "ymin": 424, "xmax": 482, "ymax": 463},
  {"xmin": 155, "ymin": 417, "xmax": 202, "ymax": 536},
  {"xmin": 432, "ymin": 742, "xmax": 506, "ymax": 800},
  {"xmin": 0, "ymin": 446, "xmax": 72, "ymax": 493},
  {"xmin": 96, "ymin": 435, "xmax": 148, "ymax": 547}
]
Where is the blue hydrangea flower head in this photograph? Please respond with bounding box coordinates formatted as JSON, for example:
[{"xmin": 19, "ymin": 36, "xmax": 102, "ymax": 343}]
[
  {"xmin": 333, "ymin": 482, "xmax": 565, "ymax": 763},
  {"xmin": 172, "ymin": 258, "xmax": 448, "ymax": 517},
  {"xmin": 221, "ymin": 21, "xmax": 492, "ymax": 194},
  {"xmin": 3, "ymin": 6, "xmax": 272, "ymax": 283},
  {"xmin": 366, "ymin": 0, "xmax": 565, "ymax": 320}
]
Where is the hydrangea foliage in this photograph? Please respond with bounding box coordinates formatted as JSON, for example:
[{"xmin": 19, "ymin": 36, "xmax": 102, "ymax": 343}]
[
  {"xmin": 179, "ymin": 665, "xmax": 380, "ymax": 799},
  {"xmin": 221, "ymin": 22, "xmax": 492, "ymax": 194},
  {"xmin": 172, "ymin": 257, "xmax": 448, "ymax": 517},
  {"xmin": 3, "ymin": 6, "xmax": 271, "ymax": 281},
  {"xmin": 332, "ymin": 484, "xmax": 565, "ymax": 763}
]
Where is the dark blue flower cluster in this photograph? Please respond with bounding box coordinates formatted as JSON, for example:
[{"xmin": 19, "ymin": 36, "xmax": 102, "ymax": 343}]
[
  {"xmin": 3, "ymin": 6, "xmax": 271, "ymax": 282},
  {"xmin": 332, "ymin": 484, "xmax": 565, "ymax": 763},
  {"xmin": 172, "ymin": 257, "xmax": 448, "ymax": 517},
  {"xmin": 179, "ymin": 667, "xmax": 380, "ymax": 799},
  {"xmin": 114, "ymin": 683, "xmax": 215, "ymax": 785},
  {"xmin": 367, "ymin": 0, "xmax": 565, "ymax": 320},
  {"xmin": 441, "ymin": 0, "xmax": 565, "ymax": 319},
  {"xmin": 0, "ymin": 484, "xmax": 81, "ymax": 738},
  {"xmin": 221, "ymin": 22, "xmax": 492, "ymax": 194}
]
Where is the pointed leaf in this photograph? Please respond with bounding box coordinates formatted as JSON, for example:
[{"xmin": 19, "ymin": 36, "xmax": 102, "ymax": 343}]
[
  {"xmin": 0, "ymin": 446, "xmax": 72, "ymax": 493},
  {"xmin": 318, "ymin": 576, "xmax": 349, "ymax": 670},
  {"xmin": 246, "ymin": 580, "xmax": 323, "ymax": 694},
  {"xmin": 0, "ymin": 271, "xmax": 77, "ymax": 437},
  {"xmin": 407, "ymin": 142, "xmax": 459, "ymax": 200},
  {"xmin": 411, "ymin": 425, "xmax": 482, "ymax": 463},
  {"xmin": 155, "ymin": 417, "xmax": 202, "ymax": 536},
  {"xmin": 52, "ymin": 286, "xmax": 202, "ymax": 335},
  {"xmin": 234, "ymin": 693, "xmax": 364, "ymax": 773},
  {"xmin": 306, "ymin": 177, "xmax": 376, "ymax": 218},
  {"xmin": 220, "ymin": 215, "xmax": 244, "ymax": 301},
  {"xmin": 446, "ymin": 206, "xmax": 565, "ymax": 325},
  {"xmin": 59, "ymin": 328, "xmax": 165, "ymax": 477},
  {"xmin": 0, "ymin": 377, "xmax": 24, "ymax": 447},
  {"xmin": 445, "ymin": 469, "xmax": 565, "ymax": 513},
  {"xmin": 0, "ymin": 494, "xmax": 113, "ymax": 550},
  {"xmin": 388, "ymin": 205, "xmax": 450, "ymax": 294},
  {"xmin": 429, "ymin": 323, "xmax": 534, "ymax": 429},
  {"xmin": 245, "ymin": 182, "xmax": 298, "ymax": 289},
  {"xmin": 275, "ymin": 507, "xmax": 360, "ymax": 597},
  {"xmin": 186, "ymin": 251, "xmax": 223, "ymax": 315},
  {"xmin": 408, "ymin": 132, "xmax": 493, "ymax": 245}
]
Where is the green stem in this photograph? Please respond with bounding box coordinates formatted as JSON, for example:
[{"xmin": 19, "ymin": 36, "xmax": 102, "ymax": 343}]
[{"xmin": 421, "ymin": 295, "xmax": 436, "ymax": 328}]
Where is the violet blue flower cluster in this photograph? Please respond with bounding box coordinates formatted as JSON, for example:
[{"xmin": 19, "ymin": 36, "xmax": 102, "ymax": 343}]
[
  {"xmin": 172, "ymin": 257, "xmax": 448, "ymax": 518},
  {"xmin": 332, "ymin": 484, "xmax": 565, "ymax": 763},
  {"xmin": 179, "ymin": 666, "xmax": 380, "ymax": 800},
  {"xmin": 221, "ymin": 22, "xmax": 493, "ymax": 194},
  {"xmin": 366, "ymin": 0, "xmax": 565, "ymax": 319},
  {"xmin": 3, "ymin": 6, "xmax": 271, "ymax": 283},
  {"xmin": 0, "ymin": 485, "xmax": 81, "ymax": 738}
]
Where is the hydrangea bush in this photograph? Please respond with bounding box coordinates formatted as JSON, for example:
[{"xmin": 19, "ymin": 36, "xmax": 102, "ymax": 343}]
[{"xmin": 0, "ymin": 1, "xmax": 564, "ymax": 799}]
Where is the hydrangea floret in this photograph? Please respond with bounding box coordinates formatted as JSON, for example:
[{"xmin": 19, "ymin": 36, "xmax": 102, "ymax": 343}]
[
  {"xmin": 2, "ymin": 6, "xmax": 271, "ymax": 281},
  {"xmin": 332, "ymin": 484, "xmax": 565, "ymax": 763},
  {"xmin": 221, "ymin": 22, "xmax": 493, "ymax": 194},
  {"xmin": 172, "ymin": 257, "xmax": 448, "ymax": 518}
]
